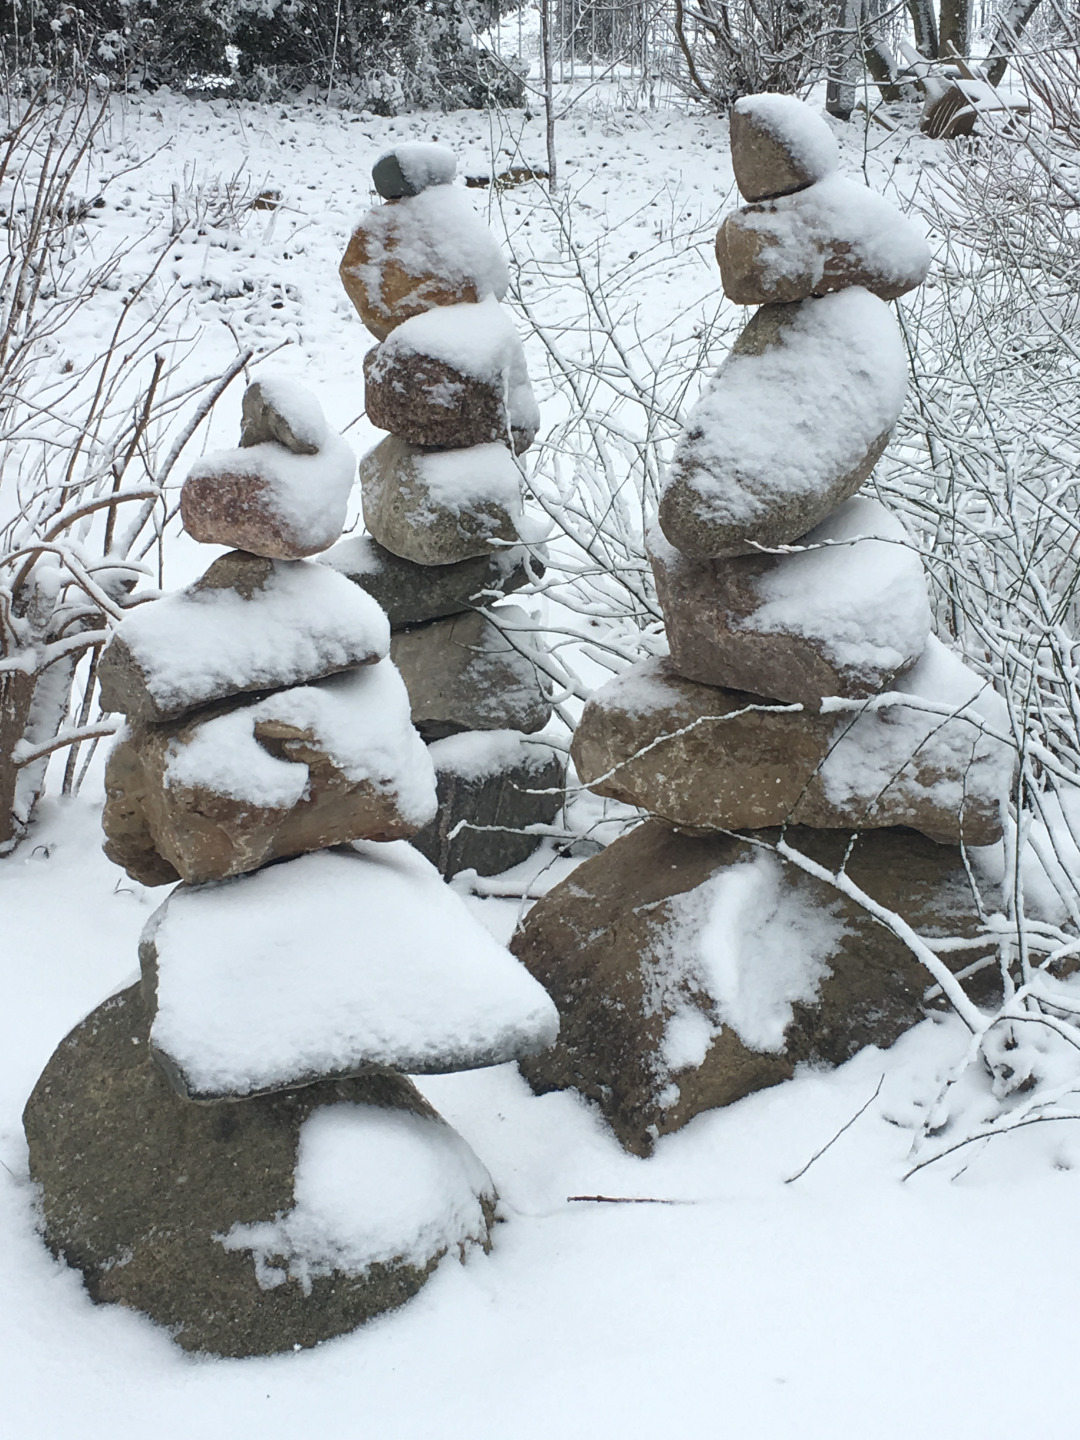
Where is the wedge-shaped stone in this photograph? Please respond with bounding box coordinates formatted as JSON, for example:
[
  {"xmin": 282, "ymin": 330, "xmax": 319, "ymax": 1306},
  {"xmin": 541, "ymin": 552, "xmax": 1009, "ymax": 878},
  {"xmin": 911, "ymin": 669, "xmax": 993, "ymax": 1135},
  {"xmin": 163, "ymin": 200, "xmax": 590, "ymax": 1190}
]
[
  {"xmin": 97, "ymin": 552, "xmax": 389, "ymax": 724},
  {"xmin": 716, "ymin": 175, "xmax": 931, "ymax": 306},
  {"xmin": 139, "ymin": 842, "xmax": 560, "ymax": 1101},
  {"xmin": 322, "ymin": 534, "xmax": 538, "ymax": 628},
  {"xmin": 649, "ymin": 497, "xmax": 932, "ymax": 704},
  {"xmin": 340, "ymin": 182, "xmax": 509, "ymax": 340},
  {"xmin": 730, "ymin": 93, "xmax": 839, "ymax": 203},
  {"xmin": 411, "ymin": 729, "xmax": 565, "ymax": 879},
  {"xmin": 364, "ymin": 300, "xmax": 539, "ymax": 454},
  {"xmin": 571, "ymin": 643, "xmax": 1013, "ymax": 846},
  {"xmin": 103, "ymin": 661, "xmax": 436, "ymax": 886},
  {"xmin": 514, "ymin": 822, "xmax": 996, "ymax": 1156},
  {"xmin": 359, "ymin": 435, "xmax": 524, "ymax": 566},
  {"xmin": 24, "ymin": 985, "xmax": 495, "ymax": 1357},
  {"xmin": 659, "ymin": 290, "xmax": 908, "ymax": 559},
  {"xmin": 391, "ymin": 607, "xmax": 551, "ymax": 741}
]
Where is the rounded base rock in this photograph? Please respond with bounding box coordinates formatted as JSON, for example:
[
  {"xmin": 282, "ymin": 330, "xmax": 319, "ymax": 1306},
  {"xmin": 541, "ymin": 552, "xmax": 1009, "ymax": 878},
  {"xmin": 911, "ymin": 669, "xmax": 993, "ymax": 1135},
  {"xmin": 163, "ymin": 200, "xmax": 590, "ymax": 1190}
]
[{"xmin": 23, "ymin": 986, "xmax": 496, "ymax": 1357}]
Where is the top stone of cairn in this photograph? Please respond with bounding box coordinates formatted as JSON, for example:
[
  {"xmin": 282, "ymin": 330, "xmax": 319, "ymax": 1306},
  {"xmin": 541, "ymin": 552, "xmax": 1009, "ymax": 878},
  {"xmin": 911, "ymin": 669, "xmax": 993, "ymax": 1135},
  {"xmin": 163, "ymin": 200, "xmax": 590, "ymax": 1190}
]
[
  {"xmin": 730, "ymin": 94, "xmax": 839, "ymax": 203},
  {"xmin": 372, "ymin": 142, "xmax": 458, "ymax": 199}
]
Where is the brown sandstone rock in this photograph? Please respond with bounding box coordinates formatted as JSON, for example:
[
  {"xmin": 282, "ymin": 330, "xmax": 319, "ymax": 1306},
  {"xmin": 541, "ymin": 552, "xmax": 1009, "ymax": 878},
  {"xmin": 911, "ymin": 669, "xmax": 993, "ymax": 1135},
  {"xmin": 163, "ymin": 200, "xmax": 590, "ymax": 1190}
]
[
  {"xmin": 716, "ymin": 181, "xmax": 931, "ymax": 307},
  {"xmin": 648, "ymin": 498, "xmax": 931, "ymax": 705},
  {"xmin": 657, "ymin": 292, "xmax": 907, "ymax": 560},
  {"xmin": 359, "ymin": 435, "xmax": 523, "ymax": 566},
  {"xmin": 514, "ymin": 822, "xmax": 996, "ymax": 1156},
  {"xmin": 729, "ymin": 94, "xmax": 839, "ymax": 203},
  {"xmin": 103, "ymin": 667, "xmax": 435, "ymax": 886},
  {"xmin": 340, "ymin": 222, "xmax": 484, "ymax": 342},
  {"xmin": 363, "ymin": 347, "xmax": 535, "ymax": 455},
  {"xmin": 390, "ymin": 608, "xmax": 552, "ymax": 741},
  {"xmin": 570, "ymin": 652, "xmax": 1011, "ymax": 847},
  {"xmin": 23, "ymin": 985, "xmax": 495, "ymax": 1357}
]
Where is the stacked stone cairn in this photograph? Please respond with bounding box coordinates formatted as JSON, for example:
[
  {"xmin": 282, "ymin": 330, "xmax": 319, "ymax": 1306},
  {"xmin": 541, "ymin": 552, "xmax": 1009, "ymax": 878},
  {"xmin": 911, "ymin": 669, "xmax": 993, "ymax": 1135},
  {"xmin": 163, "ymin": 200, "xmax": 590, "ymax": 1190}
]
[
  {"xmin": 23, "ymin": 377, "xmax": 559, "ymax": 1356},
  {"xmin": 330, "ymin": 142, "xmax": 561, "ymax": 880},
  {"xmin": 511, "ymin": 95, "xmax": 1016, "ymax": 1158}
]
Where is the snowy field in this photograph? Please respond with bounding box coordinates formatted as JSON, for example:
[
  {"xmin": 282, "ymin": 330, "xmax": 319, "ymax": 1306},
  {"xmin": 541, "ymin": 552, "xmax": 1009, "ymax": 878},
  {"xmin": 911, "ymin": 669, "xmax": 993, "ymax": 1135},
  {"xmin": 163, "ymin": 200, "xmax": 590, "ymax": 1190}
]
[{"xmin": 3, "ymin": 89, "xmax": 1079, "ymax": 1438}]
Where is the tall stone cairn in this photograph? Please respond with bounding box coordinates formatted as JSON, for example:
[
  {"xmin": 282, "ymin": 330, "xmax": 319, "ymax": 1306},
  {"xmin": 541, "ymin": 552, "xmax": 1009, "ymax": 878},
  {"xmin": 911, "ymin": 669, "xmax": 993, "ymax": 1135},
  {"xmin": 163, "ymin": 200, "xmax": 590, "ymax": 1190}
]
[
  {"xmin": 24, "ymin": 375, "xmax": 559, "ymax": 1355},
  {"xmin": 334, "ymin": 142, "xmax": 562, "ymax": 880},
  {"xmin": 511, "ymin": 95, "xmax": 1016, "ymax": 1157}
]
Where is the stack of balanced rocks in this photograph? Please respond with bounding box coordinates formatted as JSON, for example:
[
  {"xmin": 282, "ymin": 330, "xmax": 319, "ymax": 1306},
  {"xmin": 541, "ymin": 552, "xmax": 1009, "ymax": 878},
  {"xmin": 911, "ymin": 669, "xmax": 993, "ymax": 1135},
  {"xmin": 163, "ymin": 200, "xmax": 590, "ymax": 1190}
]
[
  {"xmin": 331, "ymin": 142, "xmax": 561, "ymax": 880},
  {"xmin": 512, "ymin": 95, "xmax": 1016, "ymax": 1158},
  {"xmin": 23, "ymin": 378, "xmax": 559, "ymax": 1356}
]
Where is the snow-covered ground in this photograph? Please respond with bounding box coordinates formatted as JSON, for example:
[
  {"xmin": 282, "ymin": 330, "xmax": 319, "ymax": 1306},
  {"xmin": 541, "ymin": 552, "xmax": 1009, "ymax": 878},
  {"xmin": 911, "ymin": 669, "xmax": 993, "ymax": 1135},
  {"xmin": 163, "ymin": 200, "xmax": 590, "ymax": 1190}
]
[{"xmin": 3, "ymin": 88, "xmax": 1078, "ymax": 1438}]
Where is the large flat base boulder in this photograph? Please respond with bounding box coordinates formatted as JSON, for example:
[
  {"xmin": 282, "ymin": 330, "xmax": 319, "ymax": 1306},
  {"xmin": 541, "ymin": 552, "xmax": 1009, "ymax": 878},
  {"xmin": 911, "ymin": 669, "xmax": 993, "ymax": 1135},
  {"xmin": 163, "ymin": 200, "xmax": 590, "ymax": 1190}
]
[
  {"xmin": 658, "ymin": 291, "xmax": 908, "ymax": 559},
  {"xmin": 649, "ymin": 497, "xmax": 931, "ymax": 704},
  {"xmin": 412, "ymin": 730, "xmax": 565, "ymax": 878},
  {"xmin": 322, "ymin": 535, "xmax": 537, "ymax": 628},
  {"xmin": 140, "ymin": 842, "xmax": 560, "ymax": 1101},
  {"xmin": 390, "ymin": 607, "xmax": 552, "ymax": 741},
  {"xmin": 23, "ymin": 985, "xmax": 497, "ymax": 1357},
  {"xmin": 571, "ymin": 648, "xmax": 1011, "ymax": 847},
  {"xmin": 513, "ymin": 822, "xmax": 996, "ymax": 1156}
]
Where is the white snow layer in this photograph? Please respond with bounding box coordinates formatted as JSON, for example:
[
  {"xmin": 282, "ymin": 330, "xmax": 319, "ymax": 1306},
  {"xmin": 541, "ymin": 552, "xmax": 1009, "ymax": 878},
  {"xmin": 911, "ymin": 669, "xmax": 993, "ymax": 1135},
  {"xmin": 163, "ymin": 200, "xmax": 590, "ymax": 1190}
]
[
  {"xmin": 345, "ymin": 184, "xmax": 509, "ymax": 303},
  {"xmin": 651, "ymin": 849, "xmax": 846, "ymax": 1070},
  {"xmin": 187, "ymin": 430, "xmax": 355, "ymax": 554},
  {"xmin": 371, "ymin": 299, "xmax": 539, "ymax": 436},
  {"xmin": 666, "ymin": 288, "xmax": 908, "ymax": 527},
  {"xmin": 736, "ymin": 174, "xmax": 931, "ymax": 292},
  {"xmin": 427, "ymin": 728, "xmax": 554, "ymax": 782},
  {"xmin": 111, "ymin": 560, "xmax": 390, "ymax": 716},
  {"xmin": 219, "ymin": 1103, "xmax": 494, "ymax": 1296},
  {"xmin": 163, "ymin": 660, "xmax": 437, "ymax": 825},
  {"xmin": 248, "ymin": 370, "xmax": 330, "ymax": 451},
  {"xmin": 414, "ymin": 442, "xmax": 524, "ymax": 517},
  {"xmin": 146, "ymin": 842, "xmax": 560, "ymax": 1098},
  {"xmin": 749, "ymin": 496, "xmax": 931, "ymax": 674},
  {"xmin": 819, "ymin": 635, "xmax": 1014, "ymax": 819},
  {"xmin": 386, "ymin": 141, "xmax": 458, "ymax": 192},
  {"xmin": 734, "ymin": 93, "xmax": 839, "ymax": 185}
]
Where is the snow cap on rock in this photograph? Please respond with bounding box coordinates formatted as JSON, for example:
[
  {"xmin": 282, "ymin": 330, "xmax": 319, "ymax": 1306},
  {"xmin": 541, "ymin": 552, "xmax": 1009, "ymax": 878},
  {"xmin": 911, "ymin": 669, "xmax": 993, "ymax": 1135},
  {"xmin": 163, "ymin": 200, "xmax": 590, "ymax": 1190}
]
[
  {"xmin": 730, "ymin": 94, "xmax": 839, "ymax": 203},
  {"xmin": 373, "ymin": 143, "xmax": 457, "ymax": 199}
]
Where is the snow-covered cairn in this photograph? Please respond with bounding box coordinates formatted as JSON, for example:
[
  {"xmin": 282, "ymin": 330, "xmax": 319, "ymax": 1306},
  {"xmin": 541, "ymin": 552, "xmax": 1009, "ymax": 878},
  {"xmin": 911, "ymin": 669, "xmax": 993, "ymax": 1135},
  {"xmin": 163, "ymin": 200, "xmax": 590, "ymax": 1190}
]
[
  {"xmin": 331, "ymin": 142, "xmax": 562, "ymax": 880},
  {"xmin": 22, "ymin": 378, "xmax": 558, "ymax": 1356},
  {"xmin": 510, "ymin": 96, "xmax": 1016, "ymax": 1158}
]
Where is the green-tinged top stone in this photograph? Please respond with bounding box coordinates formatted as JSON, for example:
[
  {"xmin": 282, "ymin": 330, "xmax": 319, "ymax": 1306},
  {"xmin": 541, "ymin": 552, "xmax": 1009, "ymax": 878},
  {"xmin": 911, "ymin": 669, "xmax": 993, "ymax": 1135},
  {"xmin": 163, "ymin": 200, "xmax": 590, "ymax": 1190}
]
[{"xmin": 372, "ymin": 142, "xmax": 457, "ymax": 199}]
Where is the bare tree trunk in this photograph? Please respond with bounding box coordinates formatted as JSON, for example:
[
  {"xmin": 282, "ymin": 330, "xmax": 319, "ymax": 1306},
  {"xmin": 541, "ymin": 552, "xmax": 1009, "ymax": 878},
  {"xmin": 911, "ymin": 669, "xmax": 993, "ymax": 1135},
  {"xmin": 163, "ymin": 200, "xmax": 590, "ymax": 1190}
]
[
  {"xmin": 540, "ymin": 0, "xmax": 558, "ymax": 193},
  {"xmin": 827, "ymin": 0, "xmax": 861, "ymax": 118},
  {"xmin": 0, "ymin": 670, "xmax": 34, "ymax": 853},
  {"xmin": 938, "ymin": 0, "xmax": 972, "ymax": 59},
  {"xmin": 987, "ymin": 0, "xmax": 1047, "ymax": 84},
  {"xmin": 908, "ymin": 0, "xmax": 939, "ymax": 56}
]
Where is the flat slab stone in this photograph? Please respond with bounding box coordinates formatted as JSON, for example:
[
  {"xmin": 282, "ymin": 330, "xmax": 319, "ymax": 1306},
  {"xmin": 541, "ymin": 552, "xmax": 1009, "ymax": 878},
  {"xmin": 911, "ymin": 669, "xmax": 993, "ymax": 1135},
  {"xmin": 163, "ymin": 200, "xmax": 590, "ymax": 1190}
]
[
  {"xmin": 363, "ymin": 300, "xmax": 539, "ymax": 454},
  {"xmin": 322, "ymin": 534, "xmax": 538, "ymax": 628},
  {"xmin": 97, "ymin": 553, "xmax": 389, "ymax": 724},
  {"xmin": 659, "ymin": 290, "xmax": 908, "ymax": 559},
  {"xmin": 649, "ymin": 497, "xmax": 932, "ymax": 704},
  {"xmin": 730, "ymin": 93, "xmax": 839, "ymax": 203},
  {"xmin": 103, "ymin": 661, "xmax": 437, "ymax": 886},
  {"xmin": 23, "ymin": 985, "xmax": 495, "ymax": 1357},
  {"xmin": 140, "ymin": 841, "xmax": 560, "ymax": 1102},
  {"xmin": 570, "ymin": 643, "xmax": 1013, "ymax": 846},
  {"xmin": 411, "ymin": 729, "xmax": 565, "ymax": 879},
  {"xmin": 359, "ymin": 435, "xmax": 524, "ymax": 565},
  {"xmin": 390, "ymin": 607, "xmax": 552, "ymax": 741},
  {"xmin": 340, "ymin": 182, "xmax": 509, "ymax": 340},
  {"xmin": 514, "ymin": 822, "xmax": 996, "ymax": 1156},
  {"xmin": 716, "ymin": 175, "xmax": 931, "ymax": 306}
]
